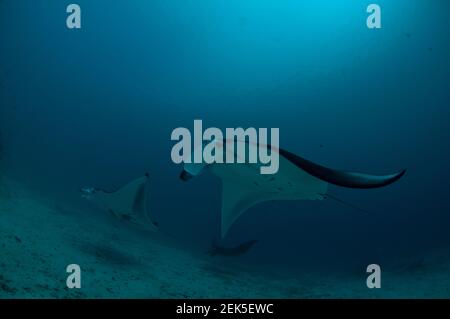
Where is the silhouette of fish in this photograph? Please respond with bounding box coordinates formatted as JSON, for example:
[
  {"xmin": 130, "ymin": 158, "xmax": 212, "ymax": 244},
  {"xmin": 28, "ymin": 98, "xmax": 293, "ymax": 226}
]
[{"xmin": 208, "ymin": 240, "xmax": 258, "ymax": 257}]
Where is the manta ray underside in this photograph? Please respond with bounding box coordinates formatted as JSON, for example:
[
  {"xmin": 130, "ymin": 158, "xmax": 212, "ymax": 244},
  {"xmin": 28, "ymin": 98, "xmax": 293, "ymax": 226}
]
[
  {"xmin": 180, "ymin": 140, "xmax": 406, "ymax": 238},
  {"xmin": 81, "ymin": 173, "xmax": 158, "ymax": 231}
]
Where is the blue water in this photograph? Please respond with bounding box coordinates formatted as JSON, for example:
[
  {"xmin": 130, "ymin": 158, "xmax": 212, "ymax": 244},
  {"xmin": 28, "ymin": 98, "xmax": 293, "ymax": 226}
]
[{"xmin": 1, "ymin": 0, "xmax": 450, "ymax": 297}]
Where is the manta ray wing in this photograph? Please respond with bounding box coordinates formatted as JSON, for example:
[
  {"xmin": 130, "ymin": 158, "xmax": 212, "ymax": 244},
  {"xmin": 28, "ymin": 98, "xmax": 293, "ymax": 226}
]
[{"xmin": 279, "ymin": 149, "xmax": 406, "ymax": 189}]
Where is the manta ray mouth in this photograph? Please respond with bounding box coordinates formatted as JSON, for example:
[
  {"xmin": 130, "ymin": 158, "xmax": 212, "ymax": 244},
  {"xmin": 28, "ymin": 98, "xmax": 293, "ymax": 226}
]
[{"xmin": 279, "ymin": 148, "xmax": 406, "ymax": 189}]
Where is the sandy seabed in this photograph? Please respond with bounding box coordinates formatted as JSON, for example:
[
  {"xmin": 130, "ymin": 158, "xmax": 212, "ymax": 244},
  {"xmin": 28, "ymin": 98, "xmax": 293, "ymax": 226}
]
[{"xmin": 1, "ymin": 178, "xmax": 450, "ymax": 299}]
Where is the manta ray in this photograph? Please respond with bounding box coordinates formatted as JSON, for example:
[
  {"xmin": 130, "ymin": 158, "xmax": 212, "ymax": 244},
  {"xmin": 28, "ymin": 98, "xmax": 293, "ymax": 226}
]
[
  {"xmin": 180, "ymin": 139, "xmax": 406, "ymax": 238},
  {"xmin": 208, "ymin": 239, "xmax": 259, "ymax": 257},
  {"xmin": 81, "ymin": 173, "xmax": 158, "ymax": 231}
]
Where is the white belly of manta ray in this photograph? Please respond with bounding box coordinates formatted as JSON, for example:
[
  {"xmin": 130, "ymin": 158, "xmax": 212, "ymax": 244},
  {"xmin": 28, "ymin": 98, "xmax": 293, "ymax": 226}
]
[{"xmin": 210, "ymin": 153, "xmax": 328, "ymax": 237}]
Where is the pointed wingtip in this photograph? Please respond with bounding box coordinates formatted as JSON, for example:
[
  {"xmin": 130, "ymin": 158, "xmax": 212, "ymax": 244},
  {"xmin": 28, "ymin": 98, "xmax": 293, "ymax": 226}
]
[{"xmin": 391, "ymin": 168, "xmax": 407, "ymax": 183}]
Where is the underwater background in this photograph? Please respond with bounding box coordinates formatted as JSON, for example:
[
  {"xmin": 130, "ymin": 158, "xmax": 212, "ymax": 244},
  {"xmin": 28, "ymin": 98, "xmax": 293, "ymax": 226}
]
[{"xmin": 0, "ymin": 0, "xmax": 450, "ymax": 298}]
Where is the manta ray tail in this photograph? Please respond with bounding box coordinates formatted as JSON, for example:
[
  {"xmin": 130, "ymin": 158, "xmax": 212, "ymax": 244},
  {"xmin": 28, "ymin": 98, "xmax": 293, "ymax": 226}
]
[
  {"xmin": 320, "ymin": 192, "xmax": 370, "ymax": 215},
  {"xmin": 279, "ymin": 149, "xmax": 406, "ymax": 189}
]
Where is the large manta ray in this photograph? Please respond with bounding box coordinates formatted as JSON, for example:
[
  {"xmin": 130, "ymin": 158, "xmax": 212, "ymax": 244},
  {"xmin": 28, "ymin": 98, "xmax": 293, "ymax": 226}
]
[{"xmin": 180, "ymin": 140, "xmax": 406, "ymax": 238}]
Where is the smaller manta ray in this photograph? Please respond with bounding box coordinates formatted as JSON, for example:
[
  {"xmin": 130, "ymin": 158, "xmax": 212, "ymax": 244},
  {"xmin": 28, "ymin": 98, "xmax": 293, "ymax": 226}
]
[
  {"xmin": 81, "ymin": 173, "xmax": 158, "ymax": 231},
  {"xmin": 180, "ymin": 139, "xmax": 406, "ymax": 238},
  {"xmin": 208, "ymin": 240, "xmax": 258, "ymax": 257}
]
